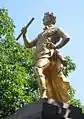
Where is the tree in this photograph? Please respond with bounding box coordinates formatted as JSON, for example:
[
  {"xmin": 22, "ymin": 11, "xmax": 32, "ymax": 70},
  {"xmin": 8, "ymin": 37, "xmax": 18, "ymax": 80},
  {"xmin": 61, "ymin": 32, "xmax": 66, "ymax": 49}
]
[
  {"xmin": 0, "ymin": 8, "xmax": 83, "ymax": 118},
  {"xmin": 0, "ymin": 8, "xmax": 39, "ymax": 118},
  {"xmin": 62, "ymin": 56, "xmax": 83, "ymax": 107}
]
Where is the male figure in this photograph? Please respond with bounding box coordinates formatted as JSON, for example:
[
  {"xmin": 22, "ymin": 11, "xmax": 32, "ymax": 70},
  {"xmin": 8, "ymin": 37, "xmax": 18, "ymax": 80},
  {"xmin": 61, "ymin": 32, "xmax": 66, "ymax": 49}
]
[{"xmin": 22, "ymin": 12, "xmax": 70, "ymax": 102}]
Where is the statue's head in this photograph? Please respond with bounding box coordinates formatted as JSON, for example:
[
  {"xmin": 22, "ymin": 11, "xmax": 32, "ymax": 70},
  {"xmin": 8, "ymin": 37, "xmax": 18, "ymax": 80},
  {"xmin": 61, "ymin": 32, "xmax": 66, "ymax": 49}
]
[{"xmin": 43, "ymin": 12, "xmax": 56, "ymax": 26}]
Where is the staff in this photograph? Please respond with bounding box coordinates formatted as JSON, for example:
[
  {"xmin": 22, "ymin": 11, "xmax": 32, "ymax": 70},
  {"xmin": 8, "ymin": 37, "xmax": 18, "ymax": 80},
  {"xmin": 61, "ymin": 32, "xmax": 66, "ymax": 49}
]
[{"xmin": 16, "ymin": 17, "xmax": 35, "ymax": 40}]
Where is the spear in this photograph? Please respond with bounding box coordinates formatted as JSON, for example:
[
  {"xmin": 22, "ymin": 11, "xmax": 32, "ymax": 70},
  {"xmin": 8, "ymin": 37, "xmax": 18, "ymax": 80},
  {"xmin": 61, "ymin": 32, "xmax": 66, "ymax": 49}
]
[{"xmin": 16, "ymin": 17, "xmax": 35, "ymax": 40}]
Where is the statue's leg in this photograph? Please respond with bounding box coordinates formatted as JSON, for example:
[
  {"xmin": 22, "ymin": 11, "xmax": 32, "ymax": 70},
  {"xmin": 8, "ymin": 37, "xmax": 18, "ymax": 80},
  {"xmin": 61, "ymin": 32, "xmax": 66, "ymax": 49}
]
[{"xmin": 35, "ymin": 66, "xmax": 47, "ymax": 98}]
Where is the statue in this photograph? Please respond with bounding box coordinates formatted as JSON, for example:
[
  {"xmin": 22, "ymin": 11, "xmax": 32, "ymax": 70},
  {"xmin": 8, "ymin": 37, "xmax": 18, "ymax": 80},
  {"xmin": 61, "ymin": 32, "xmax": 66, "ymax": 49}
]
[{"xmin": 22, "ymin": 12, "xmax": 70, "ymax": 103}]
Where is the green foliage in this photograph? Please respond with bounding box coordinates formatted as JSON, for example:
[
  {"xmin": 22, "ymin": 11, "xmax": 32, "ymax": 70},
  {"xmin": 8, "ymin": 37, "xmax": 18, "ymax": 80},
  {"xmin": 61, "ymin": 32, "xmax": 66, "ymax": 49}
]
[
  {"xmin": 62, "ymin": 57, "xmax": 83, "ymax": 108},
  {"xmin": 62, "ymin": 56, "xmax": 76, "ymax": 77},
  {"xmin": 0, "ymin": 8, "xmax": 83, "ymax": 118},
  {"xmin": 0, "ymin": 8, "xmax": 15, "ymax": 42},
  {"xmin": 0, "ymin": 8, "xmax": 39, "ymax": 118},
  {"xmin": 0, "ymin": 42, "xmax": 39, "ymax": 118},
  {"xmin": 68, "ymin": 87, "xmax": 84, "ymax": 113},
  {"xmin": 68, "ymin": 87, "xmax": 81, "ymax": 107}
]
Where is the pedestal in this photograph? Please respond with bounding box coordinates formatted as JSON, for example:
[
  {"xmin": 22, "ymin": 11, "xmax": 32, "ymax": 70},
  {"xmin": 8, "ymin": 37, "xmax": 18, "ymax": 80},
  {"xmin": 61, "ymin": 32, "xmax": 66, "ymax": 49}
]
[{"xmin": 5, "ymin": 98, "xmax": 84, "ymax": 119}]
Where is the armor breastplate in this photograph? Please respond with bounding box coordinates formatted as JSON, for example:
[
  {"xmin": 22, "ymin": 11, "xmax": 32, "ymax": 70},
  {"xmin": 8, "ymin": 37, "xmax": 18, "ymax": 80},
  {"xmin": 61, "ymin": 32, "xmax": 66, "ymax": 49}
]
[{"xmin": 44, "ymin": 27, "xmax": 60, "ymax": 44}]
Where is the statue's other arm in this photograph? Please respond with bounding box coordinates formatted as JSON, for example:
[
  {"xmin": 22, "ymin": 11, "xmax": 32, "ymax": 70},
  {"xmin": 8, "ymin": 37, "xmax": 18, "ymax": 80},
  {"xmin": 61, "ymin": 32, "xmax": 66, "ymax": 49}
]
[{"xmin": 56, "ymin": 27, "xmax": 70, "ymax": 49}]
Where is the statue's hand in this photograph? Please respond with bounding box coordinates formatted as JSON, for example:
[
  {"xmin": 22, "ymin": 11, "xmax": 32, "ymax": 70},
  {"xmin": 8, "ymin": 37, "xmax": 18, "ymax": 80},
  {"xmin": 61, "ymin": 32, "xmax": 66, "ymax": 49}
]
[
  {"xmin": 46, "ymin": 42, "xmax": 56, "ymax": 49},
  {"xmin": 21, "ymin": 27, "xmax": 27, "ymax": 36},
  {"xmin": 55, "ymin": 45, "xmax": 60, "ymax": 49}
]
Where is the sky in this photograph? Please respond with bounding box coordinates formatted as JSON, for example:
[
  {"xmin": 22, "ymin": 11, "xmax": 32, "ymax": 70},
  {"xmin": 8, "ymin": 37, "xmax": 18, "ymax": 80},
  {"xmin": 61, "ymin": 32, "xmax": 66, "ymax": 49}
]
[{"xmin": 0, "ymin": 0, "xmax": 84, "ymax": 103}]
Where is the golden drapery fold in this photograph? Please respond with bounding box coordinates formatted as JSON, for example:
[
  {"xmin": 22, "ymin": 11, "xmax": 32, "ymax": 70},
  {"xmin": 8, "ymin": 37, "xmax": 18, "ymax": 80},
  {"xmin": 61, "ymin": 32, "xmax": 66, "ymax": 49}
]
[{"xmin": 43, "ymin": 61, "xmax": 70, "ymax": 103}]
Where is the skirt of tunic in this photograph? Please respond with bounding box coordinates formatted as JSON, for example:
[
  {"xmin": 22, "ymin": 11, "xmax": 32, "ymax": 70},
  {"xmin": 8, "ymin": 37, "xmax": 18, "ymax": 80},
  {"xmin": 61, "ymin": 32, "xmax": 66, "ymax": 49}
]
[{"xmin": 42, "ymin": 60, "xmax": 70, "ymax": 103}]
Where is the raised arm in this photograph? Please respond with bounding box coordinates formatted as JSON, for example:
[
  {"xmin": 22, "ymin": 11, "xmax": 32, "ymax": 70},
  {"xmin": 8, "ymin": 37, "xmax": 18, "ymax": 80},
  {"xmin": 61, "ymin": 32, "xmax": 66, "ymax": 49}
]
[
  {"xmin": 22, "ymin": 27, "xmax": 38, "ymax": 48},
  {"xmin": 56, "ymin": 27, "xmax": 70, "ymax": 49},
  {"xmin": 23, "ymin": 34, "xmax": 38, "ymax": 48}
]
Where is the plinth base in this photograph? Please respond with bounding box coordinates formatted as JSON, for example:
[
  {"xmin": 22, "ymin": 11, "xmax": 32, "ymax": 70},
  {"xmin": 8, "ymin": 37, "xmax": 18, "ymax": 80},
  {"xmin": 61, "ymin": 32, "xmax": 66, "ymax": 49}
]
[{"xmin": 5, "ymin": 98, "xmax": 84, "ymax": 119}]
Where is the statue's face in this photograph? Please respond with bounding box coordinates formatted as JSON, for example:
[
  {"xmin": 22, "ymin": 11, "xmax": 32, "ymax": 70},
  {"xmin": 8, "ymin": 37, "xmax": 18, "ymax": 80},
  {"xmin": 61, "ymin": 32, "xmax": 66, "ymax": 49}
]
[
  {"xmin": 43, "ymin": 15, "xmax": 53, "ymax": 25},
  {"xmin": 43, "ymin": 15, "xmax": 51, "ymax": 24},
  {"xmin": 43, "ymin": 13, "xmax": 56, "ymax": 26}
]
